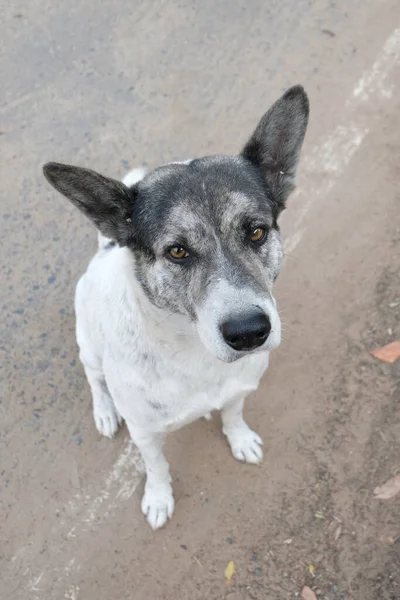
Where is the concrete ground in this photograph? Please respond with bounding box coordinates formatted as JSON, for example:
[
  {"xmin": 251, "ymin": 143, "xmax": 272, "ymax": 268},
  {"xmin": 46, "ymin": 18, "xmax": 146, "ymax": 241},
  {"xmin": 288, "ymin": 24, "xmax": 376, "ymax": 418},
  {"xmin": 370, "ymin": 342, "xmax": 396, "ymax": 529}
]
[{"xmin": 1, "ymin": 1, "xmax": 400, "ymax": 599}]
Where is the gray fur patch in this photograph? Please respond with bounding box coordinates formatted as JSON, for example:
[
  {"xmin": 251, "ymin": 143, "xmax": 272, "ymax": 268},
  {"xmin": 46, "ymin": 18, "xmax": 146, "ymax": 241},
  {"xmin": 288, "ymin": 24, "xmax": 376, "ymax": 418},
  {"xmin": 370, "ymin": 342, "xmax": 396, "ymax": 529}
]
[{"xmin": 131, "ymin": 155, "xmax": 282, "ymax": 321}]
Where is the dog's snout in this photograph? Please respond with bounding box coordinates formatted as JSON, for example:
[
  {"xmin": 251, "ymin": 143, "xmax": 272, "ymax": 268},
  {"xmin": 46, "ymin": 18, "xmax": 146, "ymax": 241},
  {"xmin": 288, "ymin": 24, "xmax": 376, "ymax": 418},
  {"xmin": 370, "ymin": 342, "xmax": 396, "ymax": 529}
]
[{"xmin": 221, "ymin": 310, "xmax": 271, "ymax": 352}]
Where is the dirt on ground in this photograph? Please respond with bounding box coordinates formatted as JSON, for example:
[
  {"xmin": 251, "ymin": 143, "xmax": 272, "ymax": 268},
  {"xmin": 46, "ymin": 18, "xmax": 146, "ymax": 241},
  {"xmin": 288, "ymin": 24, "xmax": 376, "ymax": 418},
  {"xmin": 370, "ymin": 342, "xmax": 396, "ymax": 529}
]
[
  {"xmin": 1, "ymin": 1, "xmax": 399, "ymax": 599},
  {"xmin": 222, "ymin": 263, "xmax": 400, "ymax": 600}
]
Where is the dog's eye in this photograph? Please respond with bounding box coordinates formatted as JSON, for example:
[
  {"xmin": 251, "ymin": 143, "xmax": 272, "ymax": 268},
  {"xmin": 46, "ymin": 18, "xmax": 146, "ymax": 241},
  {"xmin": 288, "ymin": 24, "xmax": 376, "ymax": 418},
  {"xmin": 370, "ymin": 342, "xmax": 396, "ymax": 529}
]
[
  {"xmin": 168, "ymin": 246, "xmax": 189, "ymax": 261},
  {"xmin": 250, "ymin": 227, "xmax": 266, "ymax": 244}
]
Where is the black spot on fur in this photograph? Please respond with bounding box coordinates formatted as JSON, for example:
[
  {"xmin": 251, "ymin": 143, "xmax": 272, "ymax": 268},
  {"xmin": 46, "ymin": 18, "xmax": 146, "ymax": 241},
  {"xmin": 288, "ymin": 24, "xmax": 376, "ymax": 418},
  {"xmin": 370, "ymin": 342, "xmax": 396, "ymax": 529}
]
[
  {"xmin": 148, "ymin": 400, "xmax": 163, "ymax": 411},
  {"xmin": 104, "ymin": 240, "xmax": 117, "ymax": 250},
  {"xmin": 98, "ymin": 378, "xmax": 110, "ymax": 395}
]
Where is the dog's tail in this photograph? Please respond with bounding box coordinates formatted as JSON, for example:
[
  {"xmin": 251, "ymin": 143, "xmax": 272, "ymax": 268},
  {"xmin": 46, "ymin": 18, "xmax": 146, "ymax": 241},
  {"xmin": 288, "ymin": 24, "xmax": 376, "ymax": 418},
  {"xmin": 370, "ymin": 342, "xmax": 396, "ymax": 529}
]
[{"xmin": 97, "ymin": 167, "xmax": 147, "ymax": 250}]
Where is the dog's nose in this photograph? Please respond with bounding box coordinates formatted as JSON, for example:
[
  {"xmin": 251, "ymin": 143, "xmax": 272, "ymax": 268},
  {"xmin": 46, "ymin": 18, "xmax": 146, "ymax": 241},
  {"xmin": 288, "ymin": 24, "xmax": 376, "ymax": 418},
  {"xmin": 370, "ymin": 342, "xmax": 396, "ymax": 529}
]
[{"xmin": 221, "ymin": 310, "xmax": 271, "ymax": 352}]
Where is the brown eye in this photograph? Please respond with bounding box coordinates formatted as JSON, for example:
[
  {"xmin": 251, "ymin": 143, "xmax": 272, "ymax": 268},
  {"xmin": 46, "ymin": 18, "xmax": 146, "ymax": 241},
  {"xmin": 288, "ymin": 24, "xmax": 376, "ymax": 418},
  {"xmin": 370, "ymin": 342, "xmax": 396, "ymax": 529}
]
[
  {"xmin": 250, "ymin": 227, "xmax": 266, "ymax": 243},
  {"xmin": 168, "ymin": 246, "xmax": 189, "ymax": 260}
]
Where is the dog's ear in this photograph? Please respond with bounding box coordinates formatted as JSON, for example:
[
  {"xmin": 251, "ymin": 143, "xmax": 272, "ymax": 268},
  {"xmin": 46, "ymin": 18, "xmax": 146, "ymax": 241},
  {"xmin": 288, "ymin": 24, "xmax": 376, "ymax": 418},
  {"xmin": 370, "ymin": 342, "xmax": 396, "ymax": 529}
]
[
  {"xmin": 241, "ymin": 85, "xmax": 309, "ymax": 212},
  {"xmin": 43, "ymin": 162, "xmax": 134, "ymax": 245}
]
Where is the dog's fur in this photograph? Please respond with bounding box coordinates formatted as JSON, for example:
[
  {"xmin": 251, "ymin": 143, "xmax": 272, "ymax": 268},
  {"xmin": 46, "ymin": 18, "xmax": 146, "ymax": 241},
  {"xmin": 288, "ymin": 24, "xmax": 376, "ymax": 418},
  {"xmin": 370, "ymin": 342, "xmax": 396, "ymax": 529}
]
[{"xmin": 43, "ymin": 86, "xmax": 309, "ymax": 529}]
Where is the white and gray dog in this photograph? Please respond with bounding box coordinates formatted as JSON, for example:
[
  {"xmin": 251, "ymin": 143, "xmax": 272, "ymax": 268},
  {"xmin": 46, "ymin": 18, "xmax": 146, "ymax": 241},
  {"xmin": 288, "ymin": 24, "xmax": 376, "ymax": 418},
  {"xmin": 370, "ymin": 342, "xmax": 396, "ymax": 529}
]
[{"xmin": 44, "ymin": 85, "xmax": 309, "ymax": 529}]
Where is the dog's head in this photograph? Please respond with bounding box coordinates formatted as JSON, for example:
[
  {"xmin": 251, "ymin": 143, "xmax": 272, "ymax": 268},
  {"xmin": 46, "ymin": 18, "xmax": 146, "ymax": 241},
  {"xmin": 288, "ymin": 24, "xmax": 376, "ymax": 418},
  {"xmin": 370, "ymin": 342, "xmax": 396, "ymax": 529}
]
[{"xmin": 44, "ymin": 86, "xmax": 309, "ymax": 362}]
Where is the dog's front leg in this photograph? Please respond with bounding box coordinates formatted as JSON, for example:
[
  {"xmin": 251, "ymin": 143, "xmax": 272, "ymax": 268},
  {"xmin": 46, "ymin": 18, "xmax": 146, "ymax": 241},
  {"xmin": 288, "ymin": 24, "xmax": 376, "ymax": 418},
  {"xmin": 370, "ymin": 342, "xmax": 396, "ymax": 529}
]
[
  {"xmin": 127, "ymin": 424, "xmax": 174, "ymax": 530},
  {"xmin": 221, "ymin": 397, "xmax": 263, "ymax": 465}
]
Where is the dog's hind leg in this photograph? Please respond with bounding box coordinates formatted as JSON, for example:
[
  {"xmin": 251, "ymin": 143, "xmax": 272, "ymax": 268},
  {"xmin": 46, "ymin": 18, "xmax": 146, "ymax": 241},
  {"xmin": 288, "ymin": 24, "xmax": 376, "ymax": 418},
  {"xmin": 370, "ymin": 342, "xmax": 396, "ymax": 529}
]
[
  {"xmin": 221, "ymin": 397, "xmax": 263, "ymax": 465},
  {"xmin": 75, "ymin": 279, "xmax": 122, "ymax": 438},
  {"xmin": 83, "ymin": 363, "xmax": 123, "ymax": 438}
]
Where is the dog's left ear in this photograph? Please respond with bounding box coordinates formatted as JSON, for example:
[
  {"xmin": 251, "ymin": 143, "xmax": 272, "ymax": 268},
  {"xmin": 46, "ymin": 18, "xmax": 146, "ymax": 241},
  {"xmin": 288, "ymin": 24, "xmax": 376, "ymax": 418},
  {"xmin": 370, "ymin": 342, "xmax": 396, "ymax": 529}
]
[
  {"xmin": 241, "ymin": 85, "xmax": 309, "ymax": 212},
  {"xmin": 43, "ymin": 162, "xmax": 135, "ymax": 245}
]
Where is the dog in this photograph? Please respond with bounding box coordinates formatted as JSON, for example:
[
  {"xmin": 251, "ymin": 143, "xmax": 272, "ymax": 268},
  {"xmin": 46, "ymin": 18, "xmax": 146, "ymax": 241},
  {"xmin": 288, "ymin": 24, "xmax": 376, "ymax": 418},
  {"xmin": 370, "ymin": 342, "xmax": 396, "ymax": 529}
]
[{"xmin": 43, "ymin": 85, "xmax": 309, "ymax": 529}]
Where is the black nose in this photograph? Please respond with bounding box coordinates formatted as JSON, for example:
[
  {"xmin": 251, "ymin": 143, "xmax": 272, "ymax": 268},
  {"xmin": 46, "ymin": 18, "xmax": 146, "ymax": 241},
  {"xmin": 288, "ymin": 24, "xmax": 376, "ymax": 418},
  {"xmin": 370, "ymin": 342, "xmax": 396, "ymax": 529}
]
[{"xmin": 221, "ymin": 310, "xmax": 271, "ymax": 352}]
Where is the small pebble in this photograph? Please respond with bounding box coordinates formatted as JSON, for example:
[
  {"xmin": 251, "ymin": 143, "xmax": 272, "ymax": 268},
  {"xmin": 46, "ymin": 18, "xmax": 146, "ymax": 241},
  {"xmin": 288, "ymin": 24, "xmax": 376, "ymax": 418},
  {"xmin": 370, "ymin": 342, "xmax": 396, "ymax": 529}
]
[
  {"xmin": 322, "ymin": 28, "xmax": 335, "ymax": 37},
  {"xmin": 226, "ymin": 537, "xmax": 233, "ymax": 544},
  {"xmin": 255, "ymin": 567, "xmax": 262, "ymax": 577}
]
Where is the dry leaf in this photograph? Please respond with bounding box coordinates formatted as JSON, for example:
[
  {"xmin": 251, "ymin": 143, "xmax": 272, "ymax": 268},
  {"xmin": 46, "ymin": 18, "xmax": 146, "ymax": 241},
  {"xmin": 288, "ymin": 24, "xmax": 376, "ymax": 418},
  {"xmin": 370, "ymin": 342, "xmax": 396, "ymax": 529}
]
[
  {"xmin": 301, "ymin": 586, "xmax": 317, "ymax": 600},
  {"xmin": 387, "ymin": 536, "xmax": 396, "ymax": 545},
  {"xmin": 224, "ymin": 561, "xmax": 236, "ymax": 580},
  {"xmin": 374, "ymin": 475, "xmax": 400, "ymax": 499},
  {"xmin": 370, "ymin": 341, "xmax": 400, "ymax": 363}
]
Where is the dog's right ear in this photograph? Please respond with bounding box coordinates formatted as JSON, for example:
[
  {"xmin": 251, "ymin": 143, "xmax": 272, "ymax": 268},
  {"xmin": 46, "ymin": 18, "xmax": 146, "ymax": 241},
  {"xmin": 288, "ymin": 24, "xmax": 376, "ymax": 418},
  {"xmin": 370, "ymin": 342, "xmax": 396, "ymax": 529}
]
[{"xmin": 43, "ymin": 162, "xmax": 135, "ymax": 245}]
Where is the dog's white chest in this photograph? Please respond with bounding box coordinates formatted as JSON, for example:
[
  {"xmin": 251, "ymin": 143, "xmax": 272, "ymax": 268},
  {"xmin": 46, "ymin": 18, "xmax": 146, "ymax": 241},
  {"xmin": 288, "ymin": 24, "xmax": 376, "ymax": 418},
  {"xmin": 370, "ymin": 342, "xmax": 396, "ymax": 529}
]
[
  {"xmin": 164, "ymin": 372, "xmax": 263, "ymax": 432},
  {"xmin": 158, "ymin": 367, "xmax": 266, "ymax": 432},
  {"xmin": 105, "ymin": 345, "xmax": 269, "ymax": 433}
]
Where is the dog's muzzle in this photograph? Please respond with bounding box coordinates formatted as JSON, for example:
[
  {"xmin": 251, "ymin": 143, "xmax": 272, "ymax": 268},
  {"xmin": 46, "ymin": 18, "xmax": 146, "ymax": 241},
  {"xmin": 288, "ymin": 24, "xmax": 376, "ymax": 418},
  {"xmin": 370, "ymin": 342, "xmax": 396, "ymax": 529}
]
[{"xmin": 220, "ymin": 308, "xmax": 271, "ymax": 352}]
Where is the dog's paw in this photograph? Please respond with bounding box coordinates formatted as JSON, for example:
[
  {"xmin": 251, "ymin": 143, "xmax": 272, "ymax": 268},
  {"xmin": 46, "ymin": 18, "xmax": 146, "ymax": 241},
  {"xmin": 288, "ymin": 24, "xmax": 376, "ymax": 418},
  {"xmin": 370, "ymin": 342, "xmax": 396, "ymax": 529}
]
[
  {"xmin": 225, "ymin": 425, "xmax": 264, "ymax": 465},
  {"xmin": 141, "ymin": 484, "xmax": 174, "ymax": 530},
  {"xmin": 93, "ymin": 399, "xmax": 122, "ymax": 438}
]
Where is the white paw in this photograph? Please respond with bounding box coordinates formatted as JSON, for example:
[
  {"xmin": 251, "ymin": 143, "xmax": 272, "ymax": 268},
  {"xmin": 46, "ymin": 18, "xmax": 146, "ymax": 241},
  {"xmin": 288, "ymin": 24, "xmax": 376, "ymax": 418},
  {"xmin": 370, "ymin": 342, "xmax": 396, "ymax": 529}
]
[
  {"xmin": 93, "ymin": 398, "xmax": 122, "ymax": 438},
  {"xmin": 141, "ymin": 484, "xmax": 175, "ymax": 530},
  {"xmin": 225, "ymin": 426, "xmax": 263, "ymax": 465}
]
